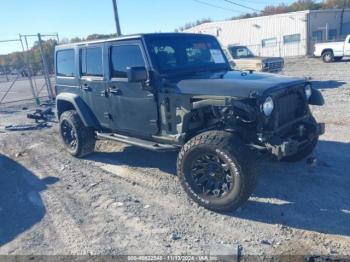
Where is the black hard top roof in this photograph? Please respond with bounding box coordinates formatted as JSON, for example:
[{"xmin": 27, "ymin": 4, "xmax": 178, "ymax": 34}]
[{"xmin": 56, "ymin": 32, "xmax": 214, "ymax": 49}]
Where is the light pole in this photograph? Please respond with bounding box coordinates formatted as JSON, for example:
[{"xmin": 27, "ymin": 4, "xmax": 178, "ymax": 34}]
[{"xmin": 112, "ymin": 0, "xmax": 122, "ymax": 36}]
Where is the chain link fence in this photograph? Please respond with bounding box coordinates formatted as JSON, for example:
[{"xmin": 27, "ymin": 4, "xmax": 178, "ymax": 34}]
[{"xmin": 0, "ymin": 34, "xmax": 58, "ymax": 107}]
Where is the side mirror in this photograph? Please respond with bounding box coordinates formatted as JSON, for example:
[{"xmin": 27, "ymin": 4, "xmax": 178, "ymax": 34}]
[{"xmin": 127, "ymin": 67, "xmax": 148, "ymax": 83}]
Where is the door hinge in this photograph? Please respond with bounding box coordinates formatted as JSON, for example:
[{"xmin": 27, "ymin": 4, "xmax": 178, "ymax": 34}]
[
  {"xmin": 104, "ymin": 112, "xmax": 112, "ymax": 120},
  {"xmin": 149, "ymin": 119, "xmax": 158, "ymax": 128}
]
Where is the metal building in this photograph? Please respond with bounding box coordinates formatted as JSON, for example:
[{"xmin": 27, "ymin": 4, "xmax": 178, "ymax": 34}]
[{"xmin": 185, "ymin": 9, "xmax": 350, "ymax": 57}]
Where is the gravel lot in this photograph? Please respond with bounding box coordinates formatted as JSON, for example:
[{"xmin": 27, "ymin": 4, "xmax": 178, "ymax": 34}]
[{"xmin": 0, "ymin": 57, "xmax": 349, "ymax": 258}]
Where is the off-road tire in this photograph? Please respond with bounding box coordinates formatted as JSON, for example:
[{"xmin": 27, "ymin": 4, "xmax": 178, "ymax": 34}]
[
  {"xmin": 322, "ymin": 51, "xmax": 334, "ymax": 63},
  {"xmin": 282, "ymin": 135, "xmax": 319, "ymax": 162},
  {"xmin": 59, "ymin": 110, "xmax": 96, "ymax": 158},
  {"xmin": 177, "ymin": 131, "xmax": 258, "ymax": 212}
]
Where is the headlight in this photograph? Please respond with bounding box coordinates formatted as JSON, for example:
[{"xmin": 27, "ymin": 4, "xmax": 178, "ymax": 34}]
[
  {"xmin": 262, "ymin": 97, "xmax": 274, "ymax": 116},
  {"xmin": 305, "ymin": 84, "xmax": 312, "ymax": 100}
]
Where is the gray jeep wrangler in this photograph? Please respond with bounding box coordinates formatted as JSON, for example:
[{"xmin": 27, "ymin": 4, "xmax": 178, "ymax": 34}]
[{"xmin": 55, "ymin": 33, "xmax": 325, "ymax": 212}]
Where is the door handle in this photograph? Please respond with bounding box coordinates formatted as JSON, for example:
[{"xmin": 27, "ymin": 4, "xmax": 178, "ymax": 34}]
[
  {"xmin": 109, "ymin": 86, "xmax": 122, "ymax": 95},
  {"xmin": 81, "ymin": 84, "xmax": 91, "ymax": 91},
  {"xmin": 101, "ymin": 89, "xmax": 109, "ymax": 97}
]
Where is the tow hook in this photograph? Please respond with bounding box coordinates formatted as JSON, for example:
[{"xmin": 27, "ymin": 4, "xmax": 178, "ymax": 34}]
[
  {"xmin": 270, "ymin": 140, "xmax": 299, "ymax": 160},
  {"xmin": 265, "ymin": 138, "xmax": 299, "ymax": 160}
]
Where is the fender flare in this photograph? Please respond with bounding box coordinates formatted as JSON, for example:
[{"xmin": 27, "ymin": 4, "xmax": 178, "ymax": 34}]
[{"xmin": 56, "ymin": 93, "xmax": 100, "ymax": 129}]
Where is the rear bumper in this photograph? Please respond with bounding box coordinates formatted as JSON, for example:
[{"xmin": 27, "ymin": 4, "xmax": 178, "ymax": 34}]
[{"xmin": 264, "ymin": 122, "xmax": 325, "ymax": 160}]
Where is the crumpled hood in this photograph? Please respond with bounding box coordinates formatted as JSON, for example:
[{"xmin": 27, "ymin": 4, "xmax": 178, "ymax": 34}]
[{"xmin": 176, "ymin": 71, "xmax": 305, "ymax": 98}]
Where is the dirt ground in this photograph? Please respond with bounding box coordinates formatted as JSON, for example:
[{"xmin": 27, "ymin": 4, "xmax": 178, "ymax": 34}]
[{"xmin": 0, "ymin": 57, "xmax": 349, "ymax": 258}]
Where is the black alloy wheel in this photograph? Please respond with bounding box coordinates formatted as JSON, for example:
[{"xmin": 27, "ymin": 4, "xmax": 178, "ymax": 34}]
[
  {"xmin": 177, "ymin": 131, "xmax": 258, "ymax": 212},
  {"xmin": 59, "ymin": 110, "xmax": 96, "ymax": 158},
  {"xmin": 60, "ymin": 119, "xmax": 78, "ymax": 151},
  {"xmin": 190, "ymin": 152, "xmax": 234, "ymax": 199}
]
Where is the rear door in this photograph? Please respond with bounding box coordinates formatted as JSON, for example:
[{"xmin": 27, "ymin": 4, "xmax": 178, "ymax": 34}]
[
  {"xmin": 106, "ymin": 41, "xmax": 159, "ymax": 136},
  {"xmin": 79, "ymin": 45, "xmax": 110, "ymax": 129},
  {"xmin": 55, "ymin": 48, "xmax": 80, "ymax": 96}
]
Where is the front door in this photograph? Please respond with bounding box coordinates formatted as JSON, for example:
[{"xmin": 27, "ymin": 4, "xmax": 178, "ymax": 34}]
[
  {"xmin": 107, "ymin": 42, "xmax": 159, "ymax": 136},
  {"xmin": 79, "ymin": 45, "xmax": 110, "ymax": 129}
]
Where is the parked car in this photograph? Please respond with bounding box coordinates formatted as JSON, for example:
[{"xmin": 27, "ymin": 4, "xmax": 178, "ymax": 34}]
[
  {"xmin": 223, "ymin": 45, "xmax": 284, "ymax": 73},
  {"xmin": 55, "ymin": 33, "xmax": 325, "ymax": 212},
  {"xmin": 314, "ymin": 34, "xmax": 350, "ymax": 63}
]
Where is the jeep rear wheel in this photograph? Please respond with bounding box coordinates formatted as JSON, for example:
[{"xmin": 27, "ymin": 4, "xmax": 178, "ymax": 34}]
[
  {"xmin": 322, "ymin": 51, "xmax": 334, "ymax": 63},
  {"xmin": 59, "ymin": 110, "xmax": 96, "ymax": 158},
  {"xmin": 177, "ymin": 131, "xmax": 258, "ymax": 212}
]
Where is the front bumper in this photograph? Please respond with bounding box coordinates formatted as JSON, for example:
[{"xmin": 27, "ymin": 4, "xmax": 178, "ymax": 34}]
[
  {"xmin": 262, "ymin": 67, "xmax": 283, "ymax": 73},
  {"xmin": 265, "ymin": 122, "xmax": 325, "ymax": 160},
  {"xmin": 261, "ymin": 61, "xmax": 284, "ymax": 73}
]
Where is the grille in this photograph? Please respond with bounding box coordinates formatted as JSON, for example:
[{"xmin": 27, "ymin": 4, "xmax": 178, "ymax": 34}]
[
  {"xmin": 275, "ymin": 91, "xmax": 306, "ymax": 126},
  {"xmin": 267, "ymin": 61, "xmax": 283, "ymax": 71}
]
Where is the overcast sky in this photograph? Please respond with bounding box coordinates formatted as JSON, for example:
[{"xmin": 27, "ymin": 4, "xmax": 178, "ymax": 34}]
[{"xmin": 0, "ymin": 0, "xmax": 295, "ymax": 54}]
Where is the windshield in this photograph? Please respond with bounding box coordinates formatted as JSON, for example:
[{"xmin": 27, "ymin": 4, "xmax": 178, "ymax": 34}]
[
  {"xmin": 228, "ymin": 46, "xmax": 255, "ymax": 59},
  {"xmin": 145, "ymin": 35, "xmax": 229, "ymax": 75}
]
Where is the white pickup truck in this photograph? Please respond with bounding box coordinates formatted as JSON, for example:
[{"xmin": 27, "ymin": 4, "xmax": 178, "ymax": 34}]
[{"xmin": 314, "ymin": 34, "xmax": 350, "ymax": 63}]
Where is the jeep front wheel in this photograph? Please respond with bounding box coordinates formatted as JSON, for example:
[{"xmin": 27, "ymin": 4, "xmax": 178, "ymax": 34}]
[
  {"xmin": 177, "ymin": 131, "xmax": 257, "ymax": 212},
  {"xmin": 59, "ymin": 110, "xmax": 96, "ymax": 158}
]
